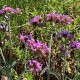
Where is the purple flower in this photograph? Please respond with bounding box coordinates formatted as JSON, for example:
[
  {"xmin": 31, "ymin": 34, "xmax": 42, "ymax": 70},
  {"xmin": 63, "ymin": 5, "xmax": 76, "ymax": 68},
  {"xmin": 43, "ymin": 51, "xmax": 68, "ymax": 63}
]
[
  {"xmin": 3, "ymin": 7, "xmax": 15, "ymax": 14},
  {"xmin": 29, "ymin": 60, "xmax": 42, "ymax": 72},
  {"xmin": 61, "ymin": 30, "xmax": 70, "ymax": 38},
  {"xmin": 57, "ymin": 32, "xmax": 62, "ymax": 40},
  {"xmin": 46, "ymin": 11, "xmax": 74, "ymax": 25},
  {"xmin": 19, "ymin": 34, "xmax": 32, "ymax": 43},
  {"xmin": 15, "ymin": 8, "xmax": 22, "ymax": 14},
  {"xmin": 57, "ymin": 30, "xmax": 74, "ymax": 39},
  {"xmin": 19, "ymin": 34, "xmax": 26, "ymax": 42},
  {"xmin": 27, "ymin": 38, "xmax": 50, "ymax": 54},
  {"xmin": 0, "ymin": 9, "xmax": 5, "ymax": 15},
  {"xmin": 46, "ymin": 14, "xmax": 53, "ymax": 21},
  {"xmin": 69, "ymin": 41, "xmax": 80, "ymax": 49},
  {"xmin": 19, "ymin": 34, "xmax": 50, "ymax": 54},
  {"xmin": 65, "ymin": 15, "xmax": 74, "ymax": 24},
  {"xmin": 46, "ymin": 11, "xmax": 56, "ymax": 21},
  {"xmin": 30, "ymin": 15, "xmax": 43, "ymax": 25},
  {"xmin": 39, "ymin": 43, "xmax": 50, "ymax": 54},
  {"xmin": 0, "ymin": 6, "xmax": 21, "ymax": 15},
  {"xmin": 27, "ymin": 38, "xmax": 36, "ymax": 51}
]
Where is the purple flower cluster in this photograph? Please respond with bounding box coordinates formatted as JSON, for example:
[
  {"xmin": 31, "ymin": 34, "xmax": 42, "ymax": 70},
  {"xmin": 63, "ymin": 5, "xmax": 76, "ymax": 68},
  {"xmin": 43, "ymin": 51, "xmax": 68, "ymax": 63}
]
[
  {"xmin": 0, "ymin": 6, "xmax": 21, "ymax": 15},
  {"xmin": 69, "ymin": 41, "xmax": 80, "ymax": 50},
  {"xmin": 29, "ymin": 60, "xmax": 42, "ymax": 72},
  {"xmin": 30, "ymin": 15, "xmax": 43, "ymax": 25},
  {"xmin": 57, "ymin": 30, "xmax": 74, "ymax": 40},
  {"xmin": 46, "ymin": 11, "xmax": 74, "ymax": 24},
  {"xmin": 19, "ymin": 34, "xmax": 50, "ymax": 54},
  {"xmin": 27, "ymin": 39, "xmax": 50, "ymax": 54}
]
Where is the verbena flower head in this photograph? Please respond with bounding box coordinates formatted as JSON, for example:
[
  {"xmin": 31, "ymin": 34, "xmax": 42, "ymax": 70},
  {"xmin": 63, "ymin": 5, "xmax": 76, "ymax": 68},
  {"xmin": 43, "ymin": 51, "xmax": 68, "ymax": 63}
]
[
  {"xmin": 27, "ymin": 39, "xmax": 50, "ymax": 54},
  {"xmin": 2, "ymin": 7, "xmax": 15, "ymax": 14},
  {"xmin": 27, "ymin": 38, "xmax": 37, "ymax": 51},
  {"xmin": 0, "ymin": 6, "xmax": 22, "ymax": 15},
  {"xmin": 29, "ymin": 60, "xmax": 42, "ymax": 72},
  {"xmin": 30, "ymin": 15, "xmax": 43, "ymax": 26},
  {"xmin": 46, "ymin": 11, "xmax": 74, "ymax": 25},
  {"xmin": 57, "ymin": 30, "xmax": 74, "ymax": 40},
  {"xmin": 61, "ymin": 30, "xmax": 71, "ymax": 38},
  {"xmin": 39, "ymin": 41, "xmax": 50, "ymax": 54},
  {"xmin": 19, "ymin": 34, "xmax": 50, "ymax": 54},
  {"xmin": 69, "ymin": 41, "xmax": 80, "ymax": 50}
]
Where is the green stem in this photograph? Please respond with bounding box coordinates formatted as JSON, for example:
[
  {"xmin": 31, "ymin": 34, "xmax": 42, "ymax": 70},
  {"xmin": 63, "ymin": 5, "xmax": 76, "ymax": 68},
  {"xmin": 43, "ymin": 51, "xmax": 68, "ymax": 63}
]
[
  {"xmin": 76, "ymin": 57, "xmax": 78, "ymax": 77},
  {"xmin": 47, "ymin": 32, "xmax": 53, "ymax": 80},
  {"xmin": 5, "ymin": 15, "xmax": 13, "ymax": 60},
  {"xmin": 24, "ymin": 43, "xmax": 27, "ymax": 72},
  {"xmin": 0, "ymin": 48, "xmax": 6, "ymax": 64},
  {"xmin": 47, "ymin": 22, "xmax": 55, "ymax": 80},
  {"xmin": 5, "ymin": 15, "xmax": 13, "ymax": 80},
  {"xmin": 63, "ymin": 38, "xmax": 67, "ymax": 80},
  {"xmin": 74, "ymin": 51, "xmax": 79, "ymax": 80},
  {"xmin": 63, "ymin": 53, "xmax": 66, "ymax": 80},
  {"xmin": 8, "ymin": 16, "xmax": 13, "ymax": 60}
]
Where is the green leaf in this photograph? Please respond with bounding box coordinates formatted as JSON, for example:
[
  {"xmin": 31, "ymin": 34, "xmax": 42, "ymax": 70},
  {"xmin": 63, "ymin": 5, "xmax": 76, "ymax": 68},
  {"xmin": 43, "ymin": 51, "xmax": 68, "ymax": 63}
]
[{"xmin": 49, "ymin": 71, "xmax": 60, "ymax": 80}]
